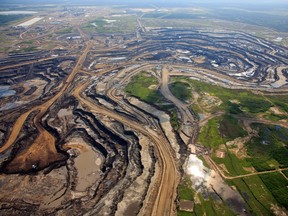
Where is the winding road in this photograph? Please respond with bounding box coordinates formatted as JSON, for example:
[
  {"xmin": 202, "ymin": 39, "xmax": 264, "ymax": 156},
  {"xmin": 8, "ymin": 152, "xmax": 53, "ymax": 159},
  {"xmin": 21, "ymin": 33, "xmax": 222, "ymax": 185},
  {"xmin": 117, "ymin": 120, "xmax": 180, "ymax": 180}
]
[
  {"xmin": 0, "ymin": 42, "xmax": 91, "ymax": 158},
  {"xmin": 73, "ymin": 81, "xmax": 179, "ymax": 216}
]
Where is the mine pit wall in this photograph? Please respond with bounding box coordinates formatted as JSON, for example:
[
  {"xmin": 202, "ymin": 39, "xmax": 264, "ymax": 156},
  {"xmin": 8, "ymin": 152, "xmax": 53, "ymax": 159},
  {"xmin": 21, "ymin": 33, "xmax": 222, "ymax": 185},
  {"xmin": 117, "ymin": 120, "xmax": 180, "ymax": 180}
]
[
  {"xmin": 0, "ymin": 108, "xmax": 68, "ymax": 174},
  {"xmin": 42, "ymin": 96, "xmax": 79, "ymax": 143},
  {"xmin": 115, "ymin": 138, "xmax": 157, "ymax": 216},
  {"xmin": 0, "ymin": 57, "xmax": 77, "ymax": 148},
  {"xmin": 64, "ymin": 82, "xmax": 161, "ymax": 215},
  {"xmin": 74, "ymin": 116, "xmax": 145, "ymax": 215},
  {"xmin": 131, "ymin": 30, "xmax": 286, "ymax": 85},
  {"xmin": 85, "ymin": 90, "xmax": 141, "ymax": 123},
  {"xmin": 0, "ymin": 110, "xmax": 39, "ymax": 173},
  {"xmin": 0, "ymin": 51, "xmax": 49, "ymax": 67},
  {"xmin": 3, "ymin": 99, "xmax": 151, "ymax": 215}
]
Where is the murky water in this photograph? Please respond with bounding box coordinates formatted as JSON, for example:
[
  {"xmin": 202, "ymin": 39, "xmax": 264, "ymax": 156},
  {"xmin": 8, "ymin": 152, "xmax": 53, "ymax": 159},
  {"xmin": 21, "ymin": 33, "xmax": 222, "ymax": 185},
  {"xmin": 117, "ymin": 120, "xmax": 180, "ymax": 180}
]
[
  {"xmin": 64, "ymin": 140, "xmax": 103, "ymax": 192},
  {"xmin": 0, "ymin": 86, "xmax": 16, "ymax": 98}
]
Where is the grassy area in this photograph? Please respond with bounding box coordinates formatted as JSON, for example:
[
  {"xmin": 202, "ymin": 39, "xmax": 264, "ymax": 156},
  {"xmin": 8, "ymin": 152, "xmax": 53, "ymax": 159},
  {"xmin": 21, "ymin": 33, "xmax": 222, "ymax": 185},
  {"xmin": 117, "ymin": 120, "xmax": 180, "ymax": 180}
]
[
  {"xmin": 56, "ymin": 27, "xmax": 74, "ymax": 35},
  {"xmin": 194, "ymin": 194, "xmax": 235, "ymax": 216},
  {"xmin": 172, "ymin": 77, "xmax": 274, "ymax": 115},
  {"xmin": 283, "ymin": 170, "xmax": 288, "ymax": 177},
  {"xmin": 19, "ymin": 40, "xmax": 34, "ymax": 45},
  {"xmin": 241, "ymin": 98, "xmax": 272, "ymax": 113},
  {"xmin": 219, "ymin": 115, "xmax": 247, "ymax": 140},
  {"xmin": 125, "ymin": 72, "xmax": 163, "ymax": 104},
  {"xmin": 273, "ymin": 101, "xmax": 288, "ymax": 113},
  {"xmin": 190, "ymin": 103, "xmax": 202, "ymax": 115},
  {"xmin": 169, "ymin": 81, "xmax": 192, "ymax": 102},
  {"xmin": 213, "ymin": 152, "xmax": 250, "ymax": 176},
  {"xmin": 212, "ymin": 202, "xmax": 236, "ymax": 216},
  {"xmin": 229, "ymin": 178, "xmax": 273, "ymax": 215},
  {"xmin": 264, "ymin": 113, "xmax": 288, "ymax": 122},
  {"xmin": 10, "ymin": 46, "xmax": 38, "ymax": 53},
  {"xmin": 178, "ymin": 211, "xmax": 193, "ymax": 216},
  {"xmin": 198, "ymin": 117, "xmax": 223, "ymax": 148},
  {"xmin": 168, "ymin": 107, "xmax": 180, "ymax": 130},
  {"xmin": 259, "ymin": 172, "xmax": 288, "ymax": 209},
  {"xmin": 177, "ymin": 176, "xmax": 195, "ymax": 216},
  {"xmin": 198, "ymin": 114, "xmax": 247, "ymax": 149},
  {"xmin": 178, "ymin": 176, "xmax": 194, "ymax": 201},
  {"xmin": 83, "ymin": 19, "xmax": 107, "ymax": 33},
  {"xmin": 171, "ymin": 77, "xmax": 288, "ymax": 124},
  {"xmin": 243, "ymin": 175, "xmax": 278, "ymax": 208},
  {"xmin": 247, "ymin": 124, "xmax": 288, "ymax": 171},
  {"xmin": 198, "ymin": 114, "xmax": 250, "ymax": 176},
  {"xmin": 125, "ymin": 72, "xmax": 180, "ymax": 130},
  {"xmin": 211, "ymin": 130, "xmax": 287, "ymax": 216},
  {"xmin": 226, "ymin": 101, "xmax": 243, "ymax": 114}
]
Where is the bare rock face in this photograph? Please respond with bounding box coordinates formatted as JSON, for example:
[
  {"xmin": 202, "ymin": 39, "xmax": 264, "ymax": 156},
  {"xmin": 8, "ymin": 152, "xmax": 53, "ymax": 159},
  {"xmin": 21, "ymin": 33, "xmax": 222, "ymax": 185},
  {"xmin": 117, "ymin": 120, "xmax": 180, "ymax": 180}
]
[{"xmin": 0, "ymin": 166, "xmax": 68, "ymax": 215}]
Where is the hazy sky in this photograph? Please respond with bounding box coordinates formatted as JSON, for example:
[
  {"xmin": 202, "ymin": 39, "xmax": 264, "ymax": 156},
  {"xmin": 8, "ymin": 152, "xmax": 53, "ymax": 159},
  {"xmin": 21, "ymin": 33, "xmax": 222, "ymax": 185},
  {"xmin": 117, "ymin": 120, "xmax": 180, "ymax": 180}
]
[
  {"xmin": 1, "ymin": 0, "xmax": 287, "ymax": 3},
  {"xmin": 1, "ymin": 0, "xmax": 288, "ymax": 6}
]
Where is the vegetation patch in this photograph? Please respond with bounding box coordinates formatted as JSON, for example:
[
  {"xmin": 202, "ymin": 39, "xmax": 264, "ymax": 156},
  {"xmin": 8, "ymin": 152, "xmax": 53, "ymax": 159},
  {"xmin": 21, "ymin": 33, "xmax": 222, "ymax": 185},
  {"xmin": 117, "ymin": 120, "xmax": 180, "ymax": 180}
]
[
  {"xmin": 283, "ymin": 170, "xmax": 288, "ymax": 177},
  {"xmin": 167, "ymin": 107, "xmax": 180, "ymax": 131},
  {"xmin": 198, "ymin": 117, "xmax": 223, "ymax": 148},
  {"xmin": 264, "ymin": 113, "xmax": 288, "ymax": 121},
  {"xmin": 172, "ymin": 77, "xmax": 273, "ymax": 115},
  {"xmin": 56, "ymin": 27, "xmax": 74, "ymax": 35},
  {"xmin": 242, "ymin": 175, "xmax": 277, "ymax": 209},
  {"xmin": 240, "ymin": 98, "xmax": 272, "ymax": 113},
  {"xmin": 125, "ymin": 72, "xmax": 180, "ymax": 130},
  {"xmin": 195, "ymin": 194, "xmax": 235, "ymax": 216},
  {"xmin": 273, "ymin": 101, "xmax": 288, "ymax": 113},
  {"xmin": 198, "ymin": 115, "xmax": 247, "ymax": 149},
  {"xmin": 178, "ymin": 176, "xmax": 194, "ymax": 201},
  {"xmin": 178, "ymin": 211, "xmax": 194, "ymax": 216},
  {"xmin": 227, "ymin": 101, "xmax": 243, "ymax": 114},
  {"xmin": 10, "ymin": 46, "xmax": 38, "ymax": 53},
  {"xmin": 229, "ymin": 178, "xmax": 274, "ymax": 215},
  {"xmin": 125, "ymin": 72, "xmax": 163, "ymax": 104},
  {"xmin": 259, "ymin": 173, "xmax": 288, "ymax": 209},
  {"xmin": 169, "ymin": 81, "xmax": 192, "ymax": 102},
  {"xmin": 213, "ymin": 152, "xmax": 250, "ymax": 176},
  {"xmin": 219, "ymin": 115, "xmax": 247, "ymax": 140},
  {"xmin": 247, "ymin": 124, "xmax": 288, "ymax": 171}
]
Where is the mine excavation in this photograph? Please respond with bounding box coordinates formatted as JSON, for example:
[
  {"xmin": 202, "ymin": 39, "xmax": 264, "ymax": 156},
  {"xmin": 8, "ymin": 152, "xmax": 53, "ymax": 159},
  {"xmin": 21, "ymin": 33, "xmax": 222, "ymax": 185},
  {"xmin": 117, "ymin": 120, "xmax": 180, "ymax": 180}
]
[{"xmin": 0, "ymin": 1, "xmax": 288, "ymax": 216}]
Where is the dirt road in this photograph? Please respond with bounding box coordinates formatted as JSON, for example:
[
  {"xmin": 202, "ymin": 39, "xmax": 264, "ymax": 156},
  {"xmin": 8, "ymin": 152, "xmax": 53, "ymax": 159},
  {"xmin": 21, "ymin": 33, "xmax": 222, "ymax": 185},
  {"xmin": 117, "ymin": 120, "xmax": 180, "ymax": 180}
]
[
  {"xmin": 204, "ymin": 155, "xmax": 288, "ymax": 180},
  {"xmin": 0, "ymin": 43, "xmax": 91, "ymax": 154},
  {"xmin": 74, "ymin": 82, "xmax": 179, "ymax": 216},
  {"xmin": 160, "ymin": 66, "xmax": 195, "ymax": 123}
]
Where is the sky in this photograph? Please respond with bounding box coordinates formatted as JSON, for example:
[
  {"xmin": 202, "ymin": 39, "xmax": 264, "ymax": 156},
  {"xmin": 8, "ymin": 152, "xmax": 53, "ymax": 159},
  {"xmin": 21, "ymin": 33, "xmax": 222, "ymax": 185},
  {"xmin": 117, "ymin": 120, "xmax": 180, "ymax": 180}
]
[{"xmin": 1, "ymin": 0, "xmax": 288, "ymax": 4}]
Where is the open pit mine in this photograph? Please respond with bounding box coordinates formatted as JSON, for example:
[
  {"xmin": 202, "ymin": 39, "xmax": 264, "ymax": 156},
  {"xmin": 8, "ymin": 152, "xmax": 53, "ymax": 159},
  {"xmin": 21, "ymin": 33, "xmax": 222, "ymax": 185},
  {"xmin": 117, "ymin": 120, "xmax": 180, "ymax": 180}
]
[{"xmin": 0, "ymin": 26, "xmax": 287, "ymax": 216}]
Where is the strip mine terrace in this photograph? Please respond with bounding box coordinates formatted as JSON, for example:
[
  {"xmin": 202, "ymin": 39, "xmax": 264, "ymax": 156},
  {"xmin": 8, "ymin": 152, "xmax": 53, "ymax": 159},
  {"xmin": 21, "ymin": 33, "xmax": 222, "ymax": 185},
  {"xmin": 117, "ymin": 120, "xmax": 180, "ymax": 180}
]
[{"xmin": 0, "ymin": 26, "xmax": 287, "ymax": 216}]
